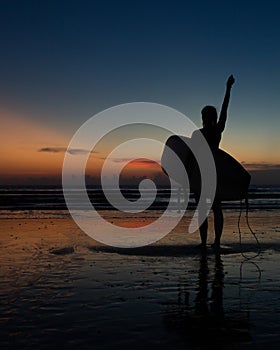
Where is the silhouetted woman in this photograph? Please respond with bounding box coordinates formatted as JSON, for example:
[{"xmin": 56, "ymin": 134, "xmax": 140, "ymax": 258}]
[{"xmin": 191, "ymin": 75, "xmax": 235, "ymax": 249}]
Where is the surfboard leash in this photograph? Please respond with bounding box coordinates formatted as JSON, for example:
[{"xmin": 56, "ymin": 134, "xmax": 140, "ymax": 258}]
[{"xmin": 238, "ymin": 197, "xmax": 261, "ymax": 260}]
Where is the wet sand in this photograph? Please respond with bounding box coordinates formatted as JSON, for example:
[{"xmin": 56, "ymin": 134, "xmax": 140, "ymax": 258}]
[{"xmin": 0, "ymin": 209, "xmax": 280, "ymax": 349}]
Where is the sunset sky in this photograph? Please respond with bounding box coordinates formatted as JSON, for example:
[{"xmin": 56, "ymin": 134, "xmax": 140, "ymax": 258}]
[{"xmin": 0, "ymin": 0, "xmax": 279, "ymax": 185}]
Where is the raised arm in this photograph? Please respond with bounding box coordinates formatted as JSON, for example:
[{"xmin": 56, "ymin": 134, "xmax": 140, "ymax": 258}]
[{"xmin": 218, "ymin": 74, "xmax": 235, "ymax": 131}]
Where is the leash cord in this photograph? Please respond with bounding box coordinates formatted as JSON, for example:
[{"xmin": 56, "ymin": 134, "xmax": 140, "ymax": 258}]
[{"xmin": 238, "ymin": 196, "xmax": 261, "ymax": 260}]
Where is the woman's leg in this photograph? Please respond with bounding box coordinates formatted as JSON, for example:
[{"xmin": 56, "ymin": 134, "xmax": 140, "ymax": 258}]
[
  {"xmin": 199, "ymin": 217, "xmax": 208, "ymax": 246},
  {"xmin": 212, "ymin": 200, "xmax": 223, "ymax": 247},
  {"xmin": 195, "ymin": 195, "xmax": 208, "ymax": 246}
]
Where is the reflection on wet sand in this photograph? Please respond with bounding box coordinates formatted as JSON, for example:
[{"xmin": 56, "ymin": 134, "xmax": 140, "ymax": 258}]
[
  {"xmin": 163, "ymin": 253, "xmax": 252, "ymax": 348},
  {"xmin": 1, "ymin": 214, "xmax": 280, "ymax": 349}
]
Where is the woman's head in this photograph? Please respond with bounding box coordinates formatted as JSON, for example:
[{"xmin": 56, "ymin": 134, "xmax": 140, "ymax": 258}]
[{"xmin": 201, "ymin": 105, "xmax": 218, "ymax": 127}]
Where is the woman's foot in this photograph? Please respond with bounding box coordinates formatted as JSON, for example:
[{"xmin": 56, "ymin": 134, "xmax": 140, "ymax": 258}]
[
  {"xmin": 211, "ymin": 242, "xmax": 220, "ymax": 251},
  {"xmin": 195, "ymin": 243, "xmax": 207, "ymax": 251}
]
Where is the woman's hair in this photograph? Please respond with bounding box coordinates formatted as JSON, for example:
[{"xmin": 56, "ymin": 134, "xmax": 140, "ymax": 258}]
[{"xmin": 201, "ymin": 105, "xmax": 218, "ymax": 125}]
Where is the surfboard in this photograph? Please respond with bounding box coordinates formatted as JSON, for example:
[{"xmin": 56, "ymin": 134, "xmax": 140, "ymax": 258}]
[
  {"xmin": 161, "ymin": 135, "xmax": 251, "ymax": 201},
  {"xmin": 161, "ymin": 135, "xmax": 191, "ymax": 186}
]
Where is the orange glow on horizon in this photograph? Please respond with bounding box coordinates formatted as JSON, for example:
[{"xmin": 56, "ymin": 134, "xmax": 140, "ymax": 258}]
[
  {"xmin": 124, "ymin": 158, "xmax": 161, "ymax": 170},
  {"xmin": 1, "ymin": 108, "xmax": 279, "ymax": 185},
  {"xmin": 0, "ymin": 109, "xmax": 69, "ymax": 179}
]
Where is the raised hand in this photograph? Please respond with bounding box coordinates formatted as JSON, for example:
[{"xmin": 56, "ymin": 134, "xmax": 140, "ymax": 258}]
[{"xmin": 227, "ymin": 74, "xmax": 235, "ymax": 88}]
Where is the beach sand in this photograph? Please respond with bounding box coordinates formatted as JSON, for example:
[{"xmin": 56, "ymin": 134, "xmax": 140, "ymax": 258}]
[{"xmin": 0, "ymin": 209, "xmax": 280, "ymax": 349}]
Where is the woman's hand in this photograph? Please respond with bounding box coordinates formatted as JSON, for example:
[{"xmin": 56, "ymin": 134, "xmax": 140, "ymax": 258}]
[{"xmin": 227, "ymin": 74, "xmax": 235, "ymax": 88}]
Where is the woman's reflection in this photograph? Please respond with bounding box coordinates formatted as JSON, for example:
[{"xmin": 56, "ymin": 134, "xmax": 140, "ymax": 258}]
[{"xmin": 163, "ymin": 253, "xmax": 251, "ymax": 348}]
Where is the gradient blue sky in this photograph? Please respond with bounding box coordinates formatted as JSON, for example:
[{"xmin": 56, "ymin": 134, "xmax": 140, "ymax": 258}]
[{"xmin": 0, "ymin": 0, "xmax": 279, "ymax": 184}]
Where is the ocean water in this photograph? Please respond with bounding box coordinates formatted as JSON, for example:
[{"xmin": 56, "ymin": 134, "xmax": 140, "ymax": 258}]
[{"xmin": 0, "ymin": 186, "xmax": 280, "ymax": 212}]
